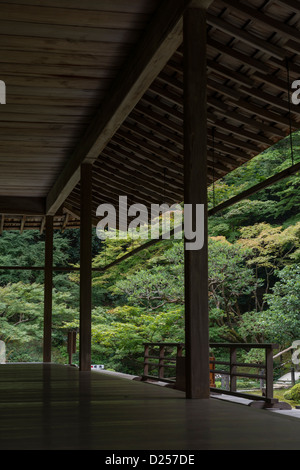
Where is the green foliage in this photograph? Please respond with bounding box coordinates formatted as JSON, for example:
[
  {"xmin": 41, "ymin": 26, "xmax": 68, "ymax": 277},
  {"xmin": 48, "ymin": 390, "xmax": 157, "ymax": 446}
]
[
  {"xmin": 0, "ymin": 282, "xmax": 77, "ymax": 362},
  {"xmin": 63, "ymin": 305, "xmax": 184, "ymax": 374},
  {"xmin": 283, "ymin": 389, "xmax": 292, "ymax": 400},
  {"xmin": 113, "ymin": 242, "xmax": 184, "ymax": 310},
  {"xmin": 284, "ymin": 384, "xmax": 300, "ymax": 403},
  {"xmin": 237, "ymin": 265, "xmax": 300, "ymax": 344}
]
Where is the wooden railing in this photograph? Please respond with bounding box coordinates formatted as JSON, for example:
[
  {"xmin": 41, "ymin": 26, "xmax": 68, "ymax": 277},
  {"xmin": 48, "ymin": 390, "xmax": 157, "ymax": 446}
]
[
  {"xmin": 143, "ymin": 343, "xmax": 184, "ymax": 384},
  {"xmin": 142, "ymin": 342, "xmax": 215, "ymax": 387},
  {"xmin": 210, "ymin": 343, "xmax": 279, "ymax": 405},
  {"xmin": 142, "ymin": 342, "xmax": 279, "ymax": 405}
]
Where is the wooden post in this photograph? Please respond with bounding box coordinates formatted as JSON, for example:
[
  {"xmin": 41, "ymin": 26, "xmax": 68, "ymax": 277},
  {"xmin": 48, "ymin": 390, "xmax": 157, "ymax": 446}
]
[
  {"xmin": 230, "ymin": 347, "xmax": 237, "ymax": 393},
  {"xmin": 79, "ymin": 163, "xmax": 92, "ymax": 371},
  {"xmin": 68, "ymin": 331, "xmax": 77, "ymax": 366},
  {"xmin": 265, "ymin": 347, "xmax": 274, "ymax": 401},
  {"xmin": 43, "ymin": 215, "xmax": 53, "ymax": 363},
  {"xmin": 184, "ymin": 6, "xmax": 210, "ymax": 399},
  {"xmin": 144, "ymin": 344, "xmax": 149, "ymax": 377},
  {"xmin": 159, "ymin": 345, "xmax": 165, "ymax": 380}
]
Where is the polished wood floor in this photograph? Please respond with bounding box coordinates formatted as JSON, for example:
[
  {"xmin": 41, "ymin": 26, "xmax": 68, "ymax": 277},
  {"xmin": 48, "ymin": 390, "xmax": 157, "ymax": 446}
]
[{"xmin": 1, "ymin": 363, "xmax": 300, "ymax": 450}]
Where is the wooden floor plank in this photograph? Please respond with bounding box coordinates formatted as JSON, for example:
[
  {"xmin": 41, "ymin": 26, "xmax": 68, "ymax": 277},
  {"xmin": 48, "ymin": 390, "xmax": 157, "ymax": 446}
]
[{"xmin": 1, "ymin": 364, "xmax": 300, "ymax": 450}]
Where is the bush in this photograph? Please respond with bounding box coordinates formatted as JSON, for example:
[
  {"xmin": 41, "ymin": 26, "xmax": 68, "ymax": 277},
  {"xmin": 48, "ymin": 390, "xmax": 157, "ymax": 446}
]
[
  {"xmin": 285, "ymin": 384, "xmax": 300, "ymax": 403},
  {"xmin": 283, "ymin": 390, "xmax": 292, "ymax": 400}
]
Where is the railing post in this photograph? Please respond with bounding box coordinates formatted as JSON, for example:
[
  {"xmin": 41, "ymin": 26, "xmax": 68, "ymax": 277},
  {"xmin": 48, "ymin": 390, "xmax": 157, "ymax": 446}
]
[
  {"xmin": 265, "ymin": 346, "xmax": 274, "ymax": 400},
  {"xmin": 230, "ymin": 347, "xmax": 237, "ymax": 393},
  {"xmin": 144, "ymin": 344, "xmax": 149, "ymax": 377},
  {"xmin": 177, "ymin": 344, "xmax": 183, "ymax": 358},
  {"xmin": 291, "ymin": 367, "xmax": 296, "ymax": 387},
  {"xmin": 159, "ymin": 345, "xmax": 165, "ymax": 379},
  {"xmin": 68, "ymin": 331, "xmax": 76, "ymax": 366}
]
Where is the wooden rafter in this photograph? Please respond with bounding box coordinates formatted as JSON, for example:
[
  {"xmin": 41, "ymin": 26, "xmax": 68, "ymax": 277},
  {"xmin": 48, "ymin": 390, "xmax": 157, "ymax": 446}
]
[
  {"xmin": 206, "ymin": 13, "xmax": 286, "ymax": 60},
  {"xmin": 218, "ymin": 0, "xmax": 300, "ymax": 43},
  {"xmin": 46, "ymin": 0, "xmax": 209, "ymax": 216}
]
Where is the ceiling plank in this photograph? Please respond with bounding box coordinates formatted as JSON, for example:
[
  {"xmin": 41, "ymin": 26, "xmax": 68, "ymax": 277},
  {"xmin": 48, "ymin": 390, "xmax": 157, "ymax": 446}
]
[{"xmin": 46, "ymin": 0, "xmax": 208, "ymax": 215}]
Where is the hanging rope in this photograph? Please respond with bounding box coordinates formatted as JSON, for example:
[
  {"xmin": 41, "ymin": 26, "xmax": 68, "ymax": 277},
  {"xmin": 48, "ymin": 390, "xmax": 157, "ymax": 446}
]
[{"xmin": 286, "ymin": 57, "xmax": 295, "ymax": 166}]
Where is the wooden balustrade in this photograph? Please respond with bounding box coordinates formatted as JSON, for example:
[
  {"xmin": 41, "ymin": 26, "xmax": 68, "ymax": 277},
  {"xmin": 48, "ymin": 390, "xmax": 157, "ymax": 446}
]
[{"xmin": 142, "ymin": 342, "xmax": 279, "ymax": 405}]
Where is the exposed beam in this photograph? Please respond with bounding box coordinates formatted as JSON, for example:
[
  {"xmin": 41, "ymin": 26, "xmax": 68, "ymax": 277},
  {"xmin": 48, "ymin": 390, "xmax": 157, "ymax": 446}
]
[
  {"xmin": 0, "ymin": 215, "xmax": 4, "ymax": 235},
  {"xmin": 207, "ymin": 37, "xmax": 273, "ymax": 75},
  {"xmin": 46, "ymin": 0, "xmax": 209, "ymax": 216},
  {"xmin": 209, "ymin": 161, "xmax": 300, "ymax": 216},
  {"xmin": 285, "ymin": 39, "xmax": 300, "ymax": 55},
  {"xmin": 208, "ymin": 98, "xmax": 286, "ymax": 138},
  {"xmin": 274, "ymin": 0, "xmax": 300, "ymax": 13},
  {"xmin": 218, "ymin": 0, "xmax": 300, "ymax": 43},
  {"xmin": 207, "ymin": 13, "xmax": 286, "ymax": 60},
  {"xmin": 0, "ymin": 197, "xmax": 45, "ymax": 215}
]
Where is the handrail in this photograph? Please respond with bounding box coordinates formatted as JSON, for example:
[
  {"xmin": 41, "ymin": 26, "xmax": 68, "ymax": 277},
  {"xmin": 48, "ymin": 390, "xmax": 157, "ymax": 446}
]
[
  {"xmin": 210, "ymin": 343, "xmax": 279, "ymax": 404},
  {"xmin": 142, "ymin": 342, "xmax": 279, "ymax": 405},
  {"xmin": 143, "ymin": 343, "xmax": 184, "ymax": 383}
]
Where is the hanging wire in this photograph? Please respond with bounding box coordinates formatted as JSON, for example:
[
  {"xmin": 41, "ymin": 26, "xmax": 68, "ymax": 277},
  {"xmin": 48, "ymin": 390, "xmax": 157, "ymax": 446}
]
[{"xmin": 286, "ymin": 57, "xmax": 295, "ymax": 166}]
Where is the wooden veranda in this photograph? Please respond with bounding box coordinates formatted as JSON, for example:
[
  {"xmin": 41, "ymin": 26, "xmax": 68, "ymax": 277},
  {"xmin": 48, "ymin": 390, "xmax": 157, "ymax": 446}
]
[
  {"xmin": 2, "ymin": 362, "xmax": 300, "ymax": 451},
  {"xmin": 0, "ymin": 0, "xmax": 300, "ymax": 450}
]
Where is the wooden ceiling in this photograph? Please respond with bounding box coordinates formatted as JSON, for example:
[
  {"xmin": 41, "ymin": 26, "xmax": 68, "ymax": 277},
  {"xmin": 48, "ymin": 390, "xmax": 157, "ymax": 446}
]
[{"xmin": 0, "ymin": 0, "xmax": 299, "ymax": 232}]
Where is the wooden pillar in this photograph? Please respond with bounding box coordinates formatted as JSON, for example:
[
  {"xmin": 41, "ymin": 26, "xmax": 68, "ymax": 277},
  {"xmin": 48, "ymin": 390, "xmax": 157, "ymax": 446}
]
[
  {"xmin": 184, "ymin": 6, "xmax": 210, "ymax": 399},
  {"xmin": 79, "ymin": 163, "xmax": 92, "ymax": 371},
  {"xmin": 43, "ymin": 215, "xmax": 53, "ymax": 363}
]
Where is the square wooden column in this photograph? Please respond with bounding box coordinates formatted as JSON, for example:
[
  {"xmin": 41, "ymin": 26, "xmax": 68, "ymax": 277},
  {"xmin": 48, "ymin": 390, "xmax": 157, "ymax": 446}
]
[
  {"xmin": 43, "ymin": 215, "xmax": 53, "ymax": 363},
  {"xmin": 184, "ymin": 6, "xmax": 210, "ymax": 399},
  {"xmin": 79, "ymin": 163, "xmax": 92, "ymax": 371}
]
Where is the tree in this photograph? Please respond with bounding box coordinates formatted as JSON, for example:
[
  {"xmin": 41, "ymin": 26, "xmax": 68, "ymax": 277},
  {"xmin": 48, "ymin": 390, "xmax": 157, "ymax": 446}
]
[
  {"xmin": 238, "ymin": 265, "xmax": 300, "ymax": 345},
  {"xmin": 0, "ymin": 282, "xmax": 77, "ymax": 362},
  {"xmin": 113, "ymin": 242, "xmax": 184, "ymax": 310},
  {"xmin": 208, "ymin": 236, "xmax": 260, "ymax": 342},
  {"xmin": 63, "ymin": 305, "xmax": 184, "ymax": 374},
  {"xmin": 237, "ymin": 222, "xmax": 300, "ymax": 310}
]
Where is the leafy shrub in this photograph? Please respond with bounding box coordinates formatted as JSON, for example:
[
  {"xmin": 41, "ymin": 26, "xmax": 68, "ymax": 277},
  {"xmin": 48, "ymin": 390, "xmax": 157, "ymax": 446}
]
[
  {"xmin": 283, "ymin": 390, "xmax": 292, "ymax": 400},
  {"xmin": 285, "ymin": 384, "xmax": 300, "ymax": 403}
]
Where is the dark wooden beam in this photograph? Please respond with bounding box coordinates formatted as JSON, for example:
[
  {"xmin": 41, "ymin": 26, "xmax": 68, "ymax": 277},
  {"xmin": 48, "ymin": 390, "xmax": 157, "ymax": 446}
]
[
  {"xmin": 209, "ymin": 161, "xmax": 300, "ymax": 216},
  {"xmin": 43, "ymin": 215, "xmax": 53, "ymax": 363},
  {"xmin": 0, "ymin": 197, "xmax": 45, "ymax": 215},
  {"xmin": 79, "ymin": 164, "xmax": 92, "ymax": 372},
  {"xmin": 0, "ymin": 215, "xmax": 4, "ymax": 235},
  {"xmin": 46, "ymin": 0, "xmax": 207, "ymax": 216},
  {"xmin": 207, "ymin": 37, "xmax": 273, "ymax": 75},
  {"xmin": 184, "ymin": 6, "xmax": 210, "ymax": 399},
  {"xmin": 274, "ymin": 0, "xmax": 300, "ymax": 12}
]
